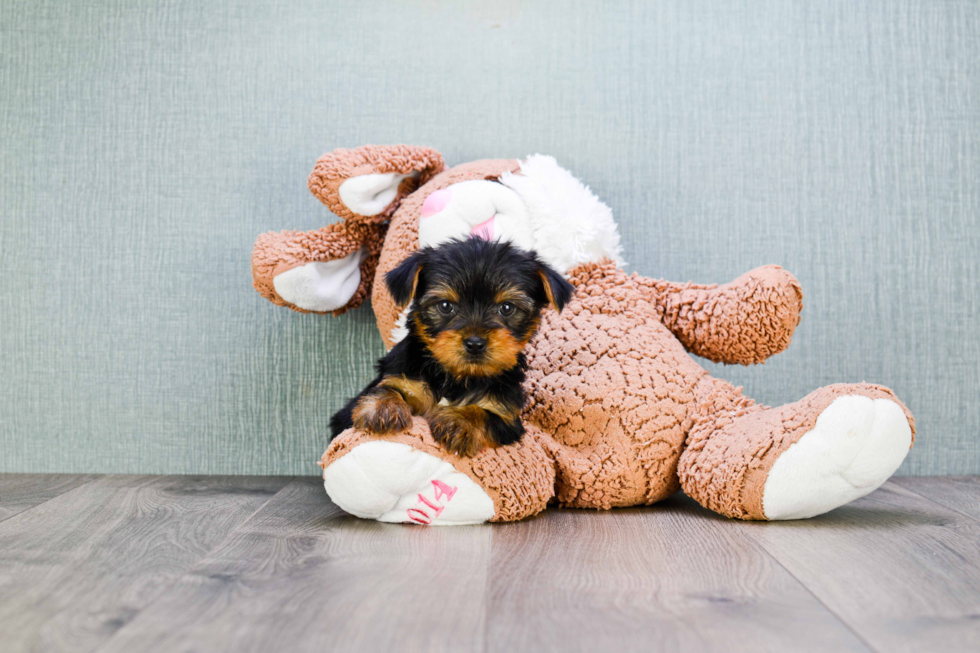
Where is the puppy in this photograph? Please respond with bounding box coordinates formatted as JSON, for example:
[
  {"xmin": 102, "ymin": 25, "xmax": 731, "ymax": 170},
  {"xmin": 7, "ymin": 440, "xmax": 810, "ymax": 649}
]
[{"xmin": 330, "ymin": 236, "xmax": 573, "ymax": 457}]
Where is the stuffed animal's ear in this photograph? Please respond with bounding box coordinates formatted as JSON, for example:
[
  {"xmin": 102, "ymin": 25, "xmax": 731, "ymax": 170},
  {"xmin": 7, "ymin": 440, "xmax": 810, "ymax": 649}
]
[
  {"xmin": 384, "ymin": 250, "xmax": 426, "ymax": 307},
  {"xmin": 308, "ymin": 145, "xmax": 445, "ymax": 220},
  {"xmin": 537, "ymin": 264, "xmax": 574, "ymax": 312}
]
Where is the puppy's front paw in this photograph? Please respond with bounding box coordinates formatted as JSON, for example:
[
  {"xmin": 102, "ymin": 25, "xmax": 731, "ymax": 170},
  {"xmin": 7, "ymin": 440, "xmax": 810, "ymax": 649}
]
[
  {"xmin": 353, "ymin": 389, "xmax": 413, "ymax": 435},
  {"xmin": 427, "ymin": 406, "xmax": 493, "ymax": 457}
]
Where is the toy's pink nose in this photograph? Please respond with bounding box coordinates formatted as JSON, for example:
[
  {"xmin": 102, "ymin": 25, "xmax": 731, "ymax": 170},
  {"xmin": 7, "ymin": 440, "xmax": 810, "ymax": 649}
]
[
  {"xmin": 470, "ymin": 215, "xmax": 495, "ymax": 240},
  {"xmin": 421, "ymin": 189, "xmax": 452, "ymax": 218}
]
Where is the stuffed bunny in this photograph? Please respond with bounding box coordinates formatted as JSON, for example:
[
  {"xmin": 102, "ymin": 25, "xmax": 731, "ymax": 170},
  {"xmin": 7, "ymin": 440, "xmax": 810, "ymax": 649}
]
[{"xmin": 253, "ymin": 145, "xmax": 915, "ymax": 525}]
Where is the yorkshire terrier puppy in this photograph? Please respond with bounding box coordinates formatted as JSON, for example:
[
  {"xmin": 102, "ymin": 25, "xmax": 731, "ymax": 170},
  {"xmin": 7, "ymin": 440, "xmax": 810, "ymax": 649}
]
[{"xmin": 330, "ymin": 237, "xmax": 573, "ymax": 457}]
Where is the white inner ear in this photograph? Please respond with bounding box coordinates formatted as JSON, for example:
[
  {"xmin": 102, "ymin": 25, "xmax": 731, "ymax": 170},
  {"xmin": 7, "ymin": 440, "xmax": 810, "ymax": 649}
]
[
  {"xmin": 339, "ymin": 172, "xmax": 411, "ymax": 216},
  {"xmin": 273, "ymin": 248, "xmax": 367, "ymax": 312}
]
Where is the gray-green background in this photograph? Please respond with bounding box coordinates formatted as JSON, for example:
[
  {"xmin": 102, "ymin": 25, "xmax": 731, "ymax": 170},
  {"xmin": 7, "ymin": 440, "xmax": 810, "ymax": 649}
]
[{"xmin": 2, "ymin": 0, "xmax": 977, "ymax": 475}]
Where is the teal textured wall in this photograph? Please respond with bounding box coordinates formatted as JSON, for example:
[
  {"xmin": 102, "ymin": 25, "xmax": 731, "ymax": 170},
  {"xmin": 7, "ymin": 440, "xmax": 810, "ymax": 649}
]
[{"xmin": 1, "ymin": 0, "xmax": 977, "ymax": 475}]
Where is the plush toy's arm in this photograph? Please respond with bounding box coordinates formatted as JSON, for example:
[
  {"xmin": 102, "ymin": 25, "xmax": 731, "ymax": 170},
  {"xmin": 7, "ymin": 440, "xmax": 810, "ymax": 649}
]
[
  {"xmin": 308, "ymin": 144, "xmax": 445, "ymax": 220},
  {"xmin": 253, "ymin": 144, "xmax": 446, "ymax": 316},
  {"xmin": 252, "ymin": 220, "xmax": 386, "ymax": 316},
  {"xmin": 631, "ymin": 265, "xmax": 803, "ymax": 365}
]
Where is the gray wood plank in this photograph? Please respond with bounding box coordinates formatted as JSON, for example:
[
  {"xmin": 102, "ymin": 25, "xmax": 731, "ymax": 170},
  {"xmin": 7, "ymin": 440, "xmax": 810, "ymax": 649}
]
[
  {"xmin": 735, "ymin": 481, "xmax": 980, "ymax": 653},
  {"xmin": 96, "ymin": 477, "xmax": 491, "ymax": 653},
  {"xmin": 0, "ymin": 474, "xmax": 100, "ymax": 522},
  {"xmin": 487, "ymin": 496, "xmax": 871, "ymax": 653},
  {"xmin": 892, "ymin": 476, "xmax": 980, "ymax": 523},
  {"xmin": 1, "ymin": 474, "xmax": 975, "ymax": 653},
  {"xmin": 0, "ymin": 474, "xmax": 290, "ymax": 653}
]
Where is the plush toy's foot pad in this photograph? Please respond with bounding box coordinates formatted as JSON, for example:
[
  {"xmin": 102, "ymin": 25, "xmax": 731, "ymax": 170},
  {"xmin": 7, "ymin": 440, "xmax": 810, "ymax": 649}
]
[
  {"xmin": 322, "ymin": 441, "xmax": 496, "ymax": 525},
  {"xmin": 762, "ymin": 396, "xmax": 913, "ymax": 520}
]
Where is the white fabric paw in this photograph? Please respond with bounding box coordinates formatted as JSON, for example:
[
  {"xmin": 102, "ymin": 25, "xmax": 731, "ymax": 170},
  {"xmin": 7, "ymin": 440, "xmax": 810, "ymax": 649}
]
[
  {"xmin": 323, "ymin": 441, "xmax": 496, "ymax": 525},
  {"xmin": 339, "ymin": 172, "xmax": 411, "ymax": 216},
  {"xmin": 762, "ymin": 396, "xmax": 913, "ymax": 520},
  {"xmin": 272, "ymin": 248, "xmax": 367, "ymax": 312}
]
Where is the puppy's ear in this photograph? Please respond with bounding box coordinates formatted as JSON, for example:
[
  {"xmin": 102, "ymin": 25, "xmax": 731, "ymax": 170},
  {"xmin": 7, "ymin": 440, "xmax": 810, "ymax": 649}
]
[
  {"xmin": 385, "ymin": 250, "xmax": 425, "ymax": 307},
  {"xmin": 537, "ymin": 264, "xmax": 574, "ymax": 313}
]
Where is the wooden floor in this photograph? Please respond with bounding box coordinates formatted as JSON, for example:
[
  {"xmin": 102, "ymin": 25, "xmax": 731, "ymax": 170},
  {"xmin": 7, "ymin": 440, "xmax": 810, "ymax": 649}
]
[{"xmin": 1, "ymin": 476, "xmax": 978, "ymax": 653}]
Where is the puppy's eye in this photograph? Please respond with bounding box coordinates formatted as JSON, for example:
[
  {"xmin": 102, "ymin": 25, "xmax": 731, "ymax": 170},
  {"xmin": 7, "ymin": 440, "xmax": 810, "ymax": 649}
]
[
  {"xmin": 436, "ymin": 300, "xmax": 456, "ymax": 316},
  {"xmin": 499, "ymin": 302, "xmax": 516, "ymax": 317}
]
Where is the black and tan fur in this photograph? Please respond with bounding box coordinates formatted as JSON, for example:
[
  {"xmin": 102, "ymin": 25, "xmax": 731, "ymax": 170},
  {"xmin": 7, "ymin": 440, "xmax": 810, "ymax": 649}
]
[{"xmin": 330, "ymin": 237, "xmax": 573, "ymax": 456}]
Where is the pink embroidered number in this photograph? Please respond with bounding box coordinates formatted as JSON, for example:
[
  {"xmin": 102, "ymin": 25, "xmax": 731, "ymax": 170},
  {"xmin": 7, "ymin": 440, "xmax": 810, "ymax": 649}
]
[
  {"xmin": 406, "ymin": 480, "xmax": 459, "ymax": 525},
  {"xmin": 432, "ymin": 479, "xmax": 457, "ymax": 502},
  {"xmin": 417, "ymin": 493, "xmax": 444, "ymax": 517}
]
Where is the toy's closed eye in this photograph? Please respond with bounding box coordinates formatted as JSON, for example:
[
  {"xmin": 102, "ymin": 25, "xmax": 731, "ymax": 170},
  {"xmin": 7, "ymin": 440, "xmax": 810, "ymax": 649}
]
[{"xmin": 417, "ymin": 180, "xmax": 535, "ymax": 252}]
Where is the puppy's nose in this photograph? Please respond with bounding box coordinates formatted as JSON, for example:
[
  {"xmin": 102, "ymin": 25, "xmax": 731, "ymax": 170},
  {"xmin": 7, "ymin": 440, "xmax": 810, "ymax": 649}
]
[{"xmin": 464, "ymin": 336, "xmax": 487, "ymax": 355}]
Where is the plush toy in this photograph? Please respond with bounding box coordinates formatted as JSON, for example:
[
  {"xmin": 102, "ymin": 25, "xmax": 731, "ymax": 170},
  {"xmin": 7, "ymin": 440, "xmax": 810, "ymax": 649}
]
[{"xmin": 252, "ymin": 145, "xmax": 915, "ymax": 525}]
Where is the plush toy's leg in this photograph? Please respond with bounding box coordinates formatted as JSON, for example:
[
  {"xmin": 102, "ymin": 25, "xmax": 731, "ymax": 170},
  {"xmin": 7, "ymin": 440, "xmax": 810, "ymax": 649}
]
[
  {"xmin": 319, "ymin": 419, "xmax": 557, "ymax": 524},
  {"xmin": 678, "ymin": 380, "xmax": 915, "ymax": 520}
]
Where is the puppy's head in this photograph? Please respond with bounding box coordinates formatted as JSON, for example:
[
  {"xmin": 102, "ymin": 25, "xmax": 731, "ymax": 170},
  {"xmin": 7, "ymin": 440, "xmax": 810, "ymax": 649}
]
[{"xmin": 385, "ymin": 237, "xmax": 573, "ymax": 379}]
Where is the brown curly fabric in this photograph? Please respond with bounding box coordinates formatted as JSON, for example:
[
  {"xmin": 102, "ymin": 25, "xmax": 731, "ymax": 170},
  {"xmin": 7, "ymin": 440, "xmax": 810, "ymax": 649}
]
[{"xmin": 523, "ymin": 261, "xmax": 706, "ymax": 508}]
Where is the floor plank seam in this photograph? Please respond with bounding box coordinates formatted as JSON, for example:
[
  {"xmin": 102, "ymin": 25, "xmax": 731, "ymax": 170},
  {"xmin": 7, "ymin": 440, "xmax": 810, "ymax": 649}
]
[
  {"xmin": 890, "ymin": 482, "xmax": 980, "ymax": 526},
  {"xmin": 741, "ymin": 528, "xmax": 883, "ymax": 653},
  {"xmin": 89, "ymin": 477, "xmax": 348, "ymax": 653},
  {"xmin": 0, "ymin": 475, "xmax": 103, "ymax": 526},
  {"xmin": 481, "ymin": 526, "xmax": 494, "ymax": 653},
  {"xmin": 85, "ymin": 476, "xmax": 300, "ymax": 653},
  {"xmin": 187, "ymin": 475, "xmax": 303, "ymax": 554}
]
